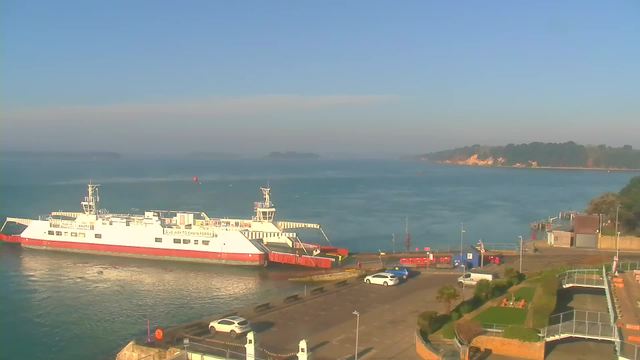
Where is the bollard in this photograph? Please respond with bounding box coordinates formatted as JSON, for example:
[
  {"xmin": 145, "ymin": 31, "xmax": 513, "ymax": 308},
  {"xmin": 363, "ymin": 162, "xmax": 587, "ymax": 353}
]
[
  {"xmin": 297, "ymin": 339, "xmax": 310, "ymax": 360},
  {"xmin": 245, "ymin": 331, "xmax": 256, "ymax": 360}
]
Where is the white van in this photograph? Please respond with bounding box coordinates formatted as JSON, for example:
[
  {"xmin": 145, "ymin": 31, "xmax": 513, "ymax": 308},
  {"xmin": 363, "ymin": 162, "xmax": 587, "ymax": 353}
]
[{"xmin": 457, "ymin": 272, "xmax": 495, "ymax": 287}]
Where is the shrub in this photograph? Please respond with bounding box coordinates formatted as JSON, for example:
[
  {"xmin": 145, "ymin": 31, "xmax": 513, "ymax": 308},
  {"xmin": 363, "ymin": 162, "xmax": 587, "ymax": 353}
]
[
  {"xmin": 451, "ymin": 310, "xmax": 462, "ymax": 321},
  {"xmin": 503, "ymin": 326, "xmax": 541, "ymax": 342},
  {"xmin": 474, "ymin": 279, "xmax": 492, "ymax": 301},
  {"xmin": 436, "ymin": 285, "xmax": 460, "ymax": 313},
  {"xmin": 459, "ymin": 302, "xmax": 475, "ymax": 314},
  {"xmin": 490, "ymin": 279, "xmax": 511, "ymax": 297},
  {"xmin": 417, "ymin": 311, "xmax": 450, "ymax": 334},
  {"xmin": 503, "ymin": 267, "xmax": 525, "ymax": 286},
  {"xmin": 441, "ymin": 322, "xmax": 456, "ymax": 339},
  {"xmin": 417, "ymin": 311, "xmax": 438, "ymax": 333},
  {"xmin": 455, "ymin": 321, "xmax": 484, "ymax": 344}
]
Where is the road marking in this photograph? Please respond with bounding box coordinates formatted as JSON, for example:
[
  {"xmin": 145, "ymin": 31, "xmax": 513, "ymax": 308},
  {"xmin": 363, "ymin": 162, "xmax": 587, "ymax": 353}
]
[{"xmin": 332, "ymin": 335, "xmax": 346, "ymax": 344}]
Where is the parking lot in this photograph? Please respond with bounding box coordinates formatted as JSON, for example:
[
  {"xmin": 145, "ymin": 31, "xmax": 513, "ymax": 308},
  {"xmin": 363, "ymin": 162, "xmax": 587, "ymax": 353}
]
[{"xmin": 194, "ymin": 270, "xmax": 471, "ymax": 360}]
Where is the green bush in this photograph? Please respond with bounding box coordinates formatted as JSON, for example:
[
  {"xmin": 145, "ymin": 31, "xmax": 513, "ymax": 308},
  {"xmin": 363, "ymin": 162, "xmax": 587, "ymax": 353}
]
[
  {"xmin": 503, "ymin": 326, "xmax": 541, "ymax": 342},
  {"xmin": 490, "ymin": 279, "xmax": 511, "ymax": 297},
  {"xmin": 459, "ymin": 302, "xmax": 475, "ymax": 314},
  {"xmin": 441, "ymin": 322, "xmax": 456, "ymax": 339},
  {"xmin": 474, "ymin": 279, "xmax": 492, "ymax": 301},
  {"xmin": 417, "ymin": 311, "xmax": 438, "ymax": 333},
  {"xmin": 417, "ymin": 311, "xmax": 450, "ymax": 334},
  {"xmin": 451, "ymin": 310, "xmax": 462, "ymax": 321}
]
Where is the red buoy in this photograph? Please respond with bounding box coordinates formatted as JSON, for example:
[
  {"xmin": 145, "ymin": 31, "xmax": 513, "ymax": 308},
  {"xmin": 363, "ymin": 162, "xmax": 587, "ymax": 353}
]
[
  {"xmin": 155, "ymin": 329, "xmax": 164, "ymax": 340},
  {"xmin": 193, "ymin": 177, "xmax": 198, "ymax": 182}
]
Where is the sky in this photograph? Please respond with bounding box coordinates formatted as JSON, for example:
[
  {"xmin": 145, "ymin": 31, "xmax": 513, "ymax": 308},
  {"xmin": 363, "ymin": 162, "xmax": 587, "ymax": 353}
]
[{"xmin": 1, "ymin": 1, "xmax": 639, "ymax": 156}]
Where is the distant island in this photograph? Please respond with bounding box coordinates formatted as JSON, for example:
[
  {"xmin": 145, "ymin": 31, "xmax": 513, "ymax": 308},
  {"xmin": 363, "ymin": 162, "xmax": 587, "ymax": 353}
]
[
  {"xmin": 414, "ymin": 142, "xmax": 640, "ymax": 170},
  {"xmin": 264, "ymin": 151, "xmax": 320, "ymax": 160},
  {"xmin": 2, "ymin": 151, "xmax": 121, "ymax": 160}
]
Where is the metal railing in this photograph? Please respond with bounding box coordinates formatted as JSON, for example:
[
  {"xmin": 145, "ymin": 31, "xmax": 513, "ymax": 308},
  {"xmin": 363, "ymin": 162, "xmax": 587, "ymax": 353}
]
[
  {"xmin": 477, "ymin": 323, "xmax": 518, "ymax": 337},
  {"xmin": 559, "ymin": 269, "xmax": 605, "ymax": 288},
  {"xmin": 603, "ymin": 265, "xmax": 619, "ymax": 339},
  {"xmin": 619, "ymin": 341, "xmax": 640, "ymax": 360},
  {"xmin": 618, "ymin": 261, "xmax": 640, "ymax": 272},
  {"xmin": 542, "ymin": 310, "xmax": 616, "ymax": 341}
]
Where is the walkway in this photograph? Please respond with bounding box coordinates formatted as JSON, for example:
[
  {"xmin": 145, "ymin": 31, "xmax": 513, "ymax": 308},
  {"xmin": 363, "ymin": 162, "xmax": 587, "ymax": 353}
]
[
  {"xmin": 541, "ymin": 310, "xmax": 616, "ymax": 341},
  {"xmin": 559, "ymin": 269, "xmax": 605, "ymax": 289}
]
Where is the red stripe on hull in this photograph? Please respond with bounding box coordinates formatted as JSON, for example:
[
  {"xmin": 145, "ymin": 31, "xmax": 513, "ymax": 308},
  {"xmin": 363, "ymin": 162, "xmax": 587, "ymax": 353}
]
[
  {"xmin": 0, "ymin": 234, "xmax": 22, "ymax": 243},
  {"xmin": 1, "ymin": 234, "xmax": 266, "ymax": 266}
]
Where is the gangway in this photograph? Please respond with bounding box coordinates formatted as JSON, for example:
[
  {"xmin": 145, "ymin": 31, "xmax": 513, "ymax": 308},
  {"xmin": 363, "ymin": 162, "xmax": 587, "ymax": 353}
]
[
  {"xmin": 558, "ymin": 268, "xmax": 605, "ymax": 289},
  {"xmin": 541, "ymin": 310, "xmax": 616, "ymax": 341}
]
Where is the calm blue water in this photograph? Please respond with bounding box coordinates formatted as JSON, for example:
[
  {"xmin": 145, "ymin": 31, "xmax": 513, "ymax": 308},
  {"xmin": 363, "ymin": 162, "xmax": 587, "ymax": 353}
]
[{"xmin": 1, "ymin": 159, "xmax": 637, "ymax": 359}]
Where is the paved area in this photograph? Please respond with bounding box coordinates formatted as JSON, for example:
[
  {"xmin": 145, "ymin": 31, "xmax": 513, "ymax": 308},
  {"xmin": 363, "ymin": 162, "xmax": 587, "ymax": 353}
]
[
  {"xmin": 545, "ymin": 338, "xmax": 616, "ymax": 360},
  {"xmin": 196, "ymin": 272, "xmax": 472, "ymax": 360}
]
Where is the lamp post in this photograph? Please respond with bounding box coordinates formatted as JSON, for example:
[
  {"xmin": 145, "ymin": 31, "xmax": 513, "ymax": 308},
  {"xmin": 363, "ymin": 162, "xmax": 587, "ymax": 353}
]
[
  {"xmin": 518, "ymin": 236, "xmax": 523, "ymax": 273},
  {"xmin": 615, "ymin": 205, "xmax": 620, "ymax": 260},
  {"xmin": 353, "ymin": 311, "xmax": 360, "ymax": 360},
  {"xmin": 460, "ymin": 223, "xmax": 465, "ymax": 301}
]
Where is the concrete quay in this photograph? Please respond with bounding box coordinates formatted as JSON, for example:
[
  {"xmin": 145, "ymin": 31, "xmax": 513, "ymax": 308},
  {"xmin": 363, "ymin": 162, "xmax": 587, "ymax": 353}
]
[{"xmin": 119, "ymin": 270, "xmax": 472, "ymax": 360}]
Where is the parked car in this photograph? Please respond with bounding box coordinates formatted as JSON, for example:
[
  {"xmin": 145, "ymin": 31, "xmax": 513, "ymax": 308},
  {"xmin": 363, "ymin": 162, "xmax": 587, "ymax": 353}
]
[
  {"xmin": 386, "ymin": 266, "xmax": 411, "ymax": 280},
  {"xmin": 209, "ymin": 316, "xmax": 251, "ymax": 337},
  {"xmin": 364, "ymin": 272, "xmax": 400, "ymax": 286},
  {"xmin": 457, "ymin": 272, "xmax": 495, "ymax": 287}
]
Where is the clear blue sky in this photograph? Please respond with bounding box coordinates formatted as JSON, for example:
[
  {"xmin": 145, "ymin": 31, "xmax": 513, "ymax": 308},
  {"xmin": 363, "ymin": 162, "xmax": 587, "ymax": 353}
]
[{"xmin": 2, "ymin": 1, "xmax": 639, "ymax": 155}]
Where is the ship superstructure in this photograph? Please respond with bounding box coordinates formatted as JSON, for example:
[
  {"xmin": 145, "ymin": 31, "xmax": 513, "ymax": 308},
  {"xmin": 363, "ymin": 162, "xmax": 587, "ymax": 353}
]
[{"xmin": 0, "ymin": 185, "xmax": 347, "ymax": 268}]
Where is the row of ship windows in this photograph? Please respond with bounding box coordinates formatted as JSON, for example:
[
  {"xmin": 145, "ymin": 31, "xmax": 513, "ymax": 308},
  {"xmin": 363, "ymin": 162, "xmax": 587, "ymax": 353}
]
[
  {"xmin": 47, "ymin": 230, "xmax": 101, "ymax": 239},
  {"xmin": 154, "ymin": 238, "xmax": 210, "ymax": 246}
]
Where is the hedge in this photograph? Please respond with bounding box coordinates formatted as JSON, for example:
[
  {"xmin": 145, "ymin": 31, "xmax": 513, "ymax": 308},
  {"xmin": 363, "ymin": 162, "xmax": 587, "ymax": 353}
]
[
  {"xmin": 531, "ymin": 275, "xmax": 559, "ymax": 328},
  {"xmin": 503, "ymin": 326, "xmax": 541, "ymax": 342},
  {"xmin": 417, "ymin": 311, "xmax": 451, "ymax": 334}
]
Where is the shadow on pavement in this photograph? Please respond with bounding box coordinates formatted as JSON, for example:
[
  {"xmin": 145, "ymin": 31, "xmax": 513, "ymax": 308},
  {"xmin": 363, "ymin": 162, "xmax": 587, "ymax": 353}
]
[{"xmin": 251, "ymin": 321, "xmax": 275, "ymax": 333}]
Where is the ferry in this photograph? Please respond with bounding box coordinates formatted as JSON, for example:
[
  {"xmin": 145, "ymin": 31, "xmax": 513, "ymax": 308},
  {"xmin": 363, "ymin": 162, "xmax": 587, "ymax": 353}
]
[{"xmin": 0, "ymin": 184, "xmax": 348, "ymax": 268}]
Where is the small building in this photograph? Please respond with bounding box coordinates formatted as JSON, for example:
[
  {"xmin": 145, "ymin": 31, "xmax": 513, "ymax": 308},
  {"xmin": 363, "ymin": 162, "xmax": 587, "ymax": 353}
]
[
  {"xmin": 548, "ymin": 230, "xmax": 573, "ymax": 248},
  {"xmin": 453, "ymin": 246, "xmax": 482, "ymax": 270},
  {"xmin": 573, "ymin": 214, "xmax": 600, "ymax": 248}
]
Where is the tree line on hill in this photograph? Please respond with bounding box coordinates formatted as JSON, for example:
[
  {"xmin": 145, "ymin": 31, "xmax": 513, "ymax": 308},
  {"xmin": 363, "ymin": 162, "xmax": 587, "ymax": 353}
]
[
  {"xmin": 586, "ymin": 175, "xmax": 640, "ymax": 235},
  {"xmin": 418, "ymin": 142, "xmax": 640, "ymax": 169}
]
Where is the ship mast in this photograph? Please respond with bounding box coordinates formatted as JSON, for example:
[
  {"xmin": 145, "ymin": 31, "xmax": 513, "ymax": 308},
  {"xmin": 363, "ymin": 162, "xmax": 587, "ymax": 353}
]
[
  {"xmin": 81, "ymin": 184, "xmax": 100, "ymax": 215},
  {"xmin": 254, "ymin": 187, "xmax": 276, "ymax": 222}
]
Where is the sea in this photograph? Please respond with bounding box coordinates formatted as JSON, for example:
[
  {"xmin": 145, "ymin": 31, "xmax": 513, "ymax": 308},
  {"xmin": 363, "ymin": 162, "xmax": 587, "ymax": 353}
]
[{"xmin": 1, "ymin": 158, "xmax": 637, "ymax": 360}]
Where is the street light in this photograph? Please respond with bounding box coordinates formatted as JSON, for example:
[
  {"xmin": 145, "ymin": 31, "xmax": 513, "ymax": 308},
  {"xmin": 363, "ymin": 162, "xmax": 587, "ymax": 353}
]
[
  {"xmin": 460, "ymin": 223, "xmax": 466, "ymax": 301},
  {"xmin": 518, "ymin": 236, "xmax": 523, "ymax": 273},
  {"xmin": 615, "ymin": 205, "xmax": 621, "ymax": 260},
  {"xmin": 352, "ymin": 311, "xmax": 360, "ymax": 360}
]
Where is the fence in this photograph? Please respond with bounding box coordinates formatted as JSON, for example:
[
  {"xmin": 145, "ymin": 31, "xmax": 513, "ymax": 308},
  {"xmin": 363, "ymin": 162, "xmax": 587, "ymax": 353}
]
[
  {"xmin": 477, "ymin": 323, "xmax": 517, "ymax": 337},
  {"xmin": 619, "ymin": 341, "xmax": 640, "ymax": 360},
  {"xmin": 558, "ymin": 269, "xmax": 604, "ymax": 288},
  {"xmin": 618, "ymin": 261, "xmax": 640, "ymax": 272},
  {"xmin": 542, "ymin": 310, "xmax": 616, "ymax": 341}
]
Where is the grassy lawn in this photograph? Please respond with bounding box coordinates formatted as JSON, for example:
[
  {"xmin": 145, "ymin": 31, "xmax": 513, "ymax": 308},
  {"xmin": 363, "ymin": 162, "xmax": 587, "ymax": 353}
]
[
  {"xmin": 514, "ymin": 286, "xmax": 536, "ymax": 302},
  {"xmin": 473, "ymin": 307, "xmax": 528, "ymax": 326}
]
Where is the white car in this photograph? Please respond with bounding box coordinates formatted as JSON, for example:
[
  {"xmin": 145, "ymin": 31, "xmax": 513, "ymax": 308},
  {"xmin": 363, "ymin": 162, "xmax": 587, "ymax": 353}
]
[
  {"xmin": 209, "ymin": 316, "xmax": 251, "ymax": 338},
  {"xmin": 364, "ymin": 272, "xmax": 400, "ymax": 286}
]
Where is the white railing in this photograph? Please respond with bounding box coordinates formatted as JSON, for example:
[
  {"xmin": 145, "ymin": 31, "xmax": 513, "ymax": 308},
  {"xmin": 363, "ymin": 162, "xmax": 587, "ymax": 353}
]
[{"xmin": 542, "ymin": 310, "xmax": 616, "ymax": 341}]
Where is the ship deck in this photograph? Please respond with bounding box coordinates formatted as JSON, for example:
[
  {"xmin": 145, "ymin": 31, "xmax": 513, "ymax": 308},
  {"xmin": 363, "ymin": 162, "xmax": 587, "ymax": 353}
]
[{"xmin": 264, "ymin": 243, "xmax": 339, "ymax": 260}]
